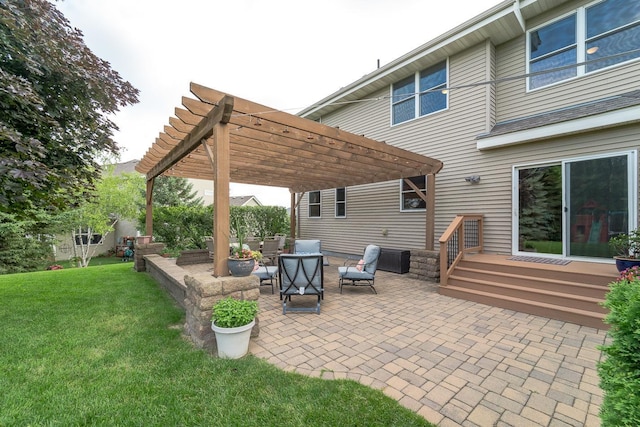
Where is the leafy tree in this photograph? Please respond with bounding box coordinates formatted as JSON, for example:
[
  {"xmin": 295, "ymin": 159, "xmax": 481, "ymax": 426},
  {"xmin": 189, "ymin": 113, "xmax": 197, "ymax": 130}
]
[
  {"xmin": 149, "ymin": 176, "xmax": 203, "ymax": 207},
  {"xmin": 0, "ymin": 211, "xmax": 54, "ymax": 274},
  {"xmin": 54, "ymin": 170, "xmax": 144, "ymax": 267},
  {"xmin": 0, "ymin": 0, "xmax": 139, "ymax": 218}
]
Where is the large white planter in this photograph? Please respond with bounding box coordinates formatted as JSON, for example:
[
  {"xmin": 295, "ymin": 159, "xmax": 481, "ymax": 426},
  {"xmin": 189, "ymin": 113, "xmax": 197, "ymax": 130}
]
[{"xmin": 211, "ymin": 319, "xmax": 255, "ymax": 359}]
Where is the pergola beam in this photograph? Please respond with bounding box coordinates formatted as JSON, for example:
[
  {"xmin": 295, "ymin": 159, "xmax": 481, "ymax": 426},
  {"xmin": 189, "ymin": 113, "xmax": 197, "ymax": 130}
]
[{"xmin": 146, "ymin": 95, "xmax": 234, "ymax": 180}]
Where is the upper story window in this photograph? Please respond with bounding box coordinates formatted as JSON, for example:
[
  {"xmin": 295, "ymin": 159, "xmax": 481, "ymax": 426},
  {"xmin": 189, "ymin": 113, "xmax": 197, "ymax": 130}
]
[
  {"xmin": 335, "ymin": 188, "xmax": 346, "ymax": 218},
  {"xmin": 528, "ymin": 0, "xmax": 640, "ymax": 90},
  {"xmin": 392, "ymin": 60, "xmax": 448, "ymax": 125},
  {"xmin": 400, "ymin": 176, "xmax": 426, "ymax": 211},
  {"xmin": 308, "ymin": 191, "xmax": 321, "ymax": 217}
]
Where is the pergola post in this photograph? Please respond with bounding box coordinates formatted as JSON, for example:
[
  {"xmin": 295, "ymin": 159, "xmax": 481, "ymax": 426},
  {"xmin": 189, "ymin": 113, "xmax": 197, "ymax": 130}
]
[
  {"xmin": 212, "ymin": 123, "xmax": 231, "ymax": 277},
  {"xmin": 145, "ymin": 178, "xmax": 154, "ymax": 237},
  {"xmin": 426, "ymin": 173, "xmax": 436, "ymax": 250},
  {"xmin": 289, "ymin": 192, "xmax": 296, "ymax": 239}
]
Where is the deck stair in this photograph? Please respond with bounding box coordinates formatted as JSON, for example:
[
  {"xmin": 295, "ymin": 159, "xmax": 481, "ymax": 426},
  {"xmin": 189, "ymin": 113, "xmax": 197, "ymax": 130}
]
[{"xmin": 439, "ymin": 255, "xmax": 618, "ymax": 329}]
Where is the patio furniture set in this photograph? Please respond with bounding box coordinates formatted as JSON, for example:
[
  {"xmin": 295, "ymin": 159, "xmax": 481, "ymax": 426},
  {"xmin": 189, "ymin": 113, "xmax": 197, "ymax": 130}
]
[{"xmin": 255, "ymin": 239, "xmax": 382, "ymax": 314}]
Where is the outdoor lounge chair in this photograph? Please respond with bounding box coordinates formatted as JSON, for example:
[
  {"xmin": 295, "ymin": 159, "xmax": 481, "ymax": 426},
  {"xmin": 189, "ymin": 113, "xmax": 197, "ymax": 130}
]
[
  {"xmin": 252, "ymin": 264, "xmax": 278, "ymax": 294},
  {"xmin": 338, "ymin": 244, "xmax": 381, "ymax": 294},
  {"xmin": 278, "ymin": 254, "xmax": 324, "ymax": 314}
]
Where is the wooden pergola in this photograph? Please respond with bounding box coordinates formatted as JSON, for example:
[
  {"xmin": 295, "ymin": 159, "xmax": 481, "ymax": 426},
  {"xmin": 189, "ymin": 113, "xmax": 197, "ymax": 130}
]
[{"xmin": 135, "ymin": 83, "xmax": 443, "ymax": 276}]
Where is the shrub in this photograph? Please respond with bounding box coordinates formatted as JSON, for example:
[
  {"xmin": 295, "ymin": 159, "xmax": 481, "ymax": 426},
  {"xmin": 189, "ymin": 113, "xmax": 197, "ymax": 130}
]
[{"xmin": 598, "ymin": 268, "xmax": 640, "ymax": 426}]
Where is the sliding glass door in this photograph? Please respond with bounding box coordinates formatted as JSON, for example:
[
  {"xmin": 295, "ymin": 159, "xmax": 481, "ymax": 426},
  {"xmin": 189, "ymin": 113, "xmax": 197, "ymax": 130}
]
[
  {"xmin": 566, "ymin": 154, "xmax": 632, "ymax": 258},
  {"xmin": 516, "ymin": 151, "xmax": 636, "ymax": 259}
]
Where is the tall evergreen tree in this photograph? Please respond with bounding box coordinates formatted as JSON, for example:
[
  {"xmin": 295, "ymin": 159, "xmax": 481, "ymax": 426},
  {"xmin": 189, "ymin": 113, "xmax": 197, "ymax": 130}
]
[{"xmin": 151, "ymin": 176, "xmax": 203, "ymax": 207}]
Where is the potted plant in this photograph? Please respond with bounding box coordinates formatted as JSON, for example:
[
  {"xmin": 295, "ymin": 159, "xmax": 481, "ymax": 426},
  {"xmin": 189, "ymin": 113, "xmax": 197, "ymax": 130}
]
[
  {"xmin": 211, "ymin": 297, "xmax": 258, "ymax": 359},
  {"xmin": 609, "ymin": 228, "xmax": 640, "ymax": 272},
  {"xmin": 228, "ymin": 214, "xmax": 262, "ymax": 276}
]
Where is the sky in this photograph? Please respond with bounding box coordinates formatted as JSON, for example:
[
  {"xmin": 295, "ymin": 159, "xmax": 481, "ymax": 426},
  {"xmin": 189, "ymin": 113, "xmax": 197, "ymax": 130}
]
[{"xmin": 56, "ymin": 0, "xmax": 500, "ymax": 206}]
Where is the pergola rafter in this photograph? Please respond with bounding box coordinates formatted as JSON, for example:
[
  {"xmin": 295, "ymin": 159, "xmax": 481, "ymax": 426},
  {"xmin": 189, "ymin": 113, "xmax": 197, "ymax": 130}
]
[{"xmin": 136, "ymin": 83, "xmax": 443, "ymax": 276}]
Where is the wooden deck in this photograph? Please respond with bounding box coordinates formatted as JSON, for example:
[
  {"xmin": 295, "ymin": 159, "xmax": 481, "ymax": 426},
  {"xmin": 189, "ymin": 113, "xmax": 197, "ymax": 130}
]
[{"xmin": 439, "ymin": 253, "xmax": 619, "ymax": 329}]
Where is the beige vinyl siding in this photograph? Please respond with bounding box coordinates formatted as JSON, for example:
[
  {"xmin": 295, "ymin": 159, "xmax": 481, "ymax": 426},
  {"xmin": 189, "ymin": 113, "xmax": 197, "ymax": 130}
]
[
  {"xmin": 495, "ymin": 0, "xmax": 640, "ymax": 122},
  {"xmin": 300, "ymin": 34, "xmax": 640, "ymax": 257},
  {"xmin": 297, "ymin": 0, "xmax": 640, "ymax": 258},
  {"xmin": 300, "ymin": 42, "xmax": 498, "ymax": 255}
]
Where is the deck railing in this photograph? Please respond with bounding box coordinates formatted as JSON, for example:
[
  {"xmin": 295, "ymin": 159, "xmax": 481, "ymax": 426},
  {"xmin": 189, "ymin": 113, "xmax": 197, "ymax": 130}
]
[{"xmin": 438, "ymin": 215, "xmax": 484, "ymax": 286}]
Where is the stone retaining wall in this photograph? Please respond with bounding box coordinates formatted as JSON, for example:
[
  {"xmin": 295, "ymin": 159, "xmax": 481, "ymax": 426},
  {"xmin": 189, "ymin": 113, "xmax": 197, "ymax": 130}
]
[
  {"xmin": 407, "ymin": 249, "xmax": 440, "ymax": 282},
  {"xmin": 176, "ymin": 249, "xmax": 210, "ymax": 266},
  {"xmin": 143, "ymin": 254, "xmax": 187, "ymax": 309},
  {"xmin": 184, "ymin": 273, "xmax": 260, "ymax": 353}
]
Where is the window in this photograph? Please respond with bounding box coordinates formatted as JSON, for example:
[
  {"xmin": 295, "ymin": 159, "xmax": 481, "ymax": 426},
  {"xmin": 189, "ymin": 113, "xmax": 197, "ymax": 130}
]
[
  {"xmin": 335, "ymin": 188, "xmax": 346, "ymax": 217},
  {"xmin": 308, "ymin": 191, "xmax": 321, "ymax": 217},
  {"xmin": 528, "ymin": 0, "xmax": 640, "ymax": 90},
  {"xmin": 392, "ymin": 60, "xmax": 447, "ymax": 125},
  {"xmin": 401, "ymin": 176, "xmax": 426, "ymax": 211},
  {"xmin": 74, "ymin": 231, "xmax": 103, "ymax": 245}
]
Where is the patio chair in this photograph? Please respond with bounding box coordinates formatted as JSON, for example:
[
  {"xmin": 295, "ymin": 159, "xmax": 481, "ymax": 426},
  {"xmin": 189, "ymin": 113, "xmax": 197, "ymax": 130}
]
[
  {"xmin": 252, "ymin": 264, "xmax": 278, "ymax": 294},
  {"xmin": 338, "ymin": 244, "xmax": 381, "ymax": 294},
  {"xmin": 245, "ymin": 239, "xmax": 261, "ymax": 252},
  {"xmin": 293, "ymin": 239, "xmax": 321, "ymax": 254},
  {"xmin": 274, "ymin": 234, "xmax": 286, "ymax": 253},
  {"xmin": 278, "ymin": 254, "xmax": 324, "ymax": 314},
  {"xmin": 205, "ymin": 237, "xmax": 214, "ymax": 259},
  {"xmin": 261, "ymin": 238, "xmax": 280, "ymax": 266},
  {"xmin": 294, "ymin": 239, "xmax": 329, "ymax": 266}
]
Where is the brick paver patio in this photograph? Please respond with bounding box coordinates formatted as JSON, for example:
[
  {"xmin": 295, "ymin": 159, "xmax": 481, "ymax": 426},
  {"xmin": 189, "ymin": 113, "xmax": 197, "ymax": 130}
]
[{"xmin": 249, "ymin": 257, "xmax": 608, "ymax": 426}]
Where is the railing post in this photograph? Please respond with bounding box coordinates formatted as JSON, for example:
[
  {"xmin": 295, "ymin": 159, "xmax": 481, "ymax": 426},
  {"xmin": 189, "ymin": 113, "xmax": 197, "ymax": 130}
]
[{"xmin": 440, "ymin": 241, "xmax": 448, "ymax": 286}]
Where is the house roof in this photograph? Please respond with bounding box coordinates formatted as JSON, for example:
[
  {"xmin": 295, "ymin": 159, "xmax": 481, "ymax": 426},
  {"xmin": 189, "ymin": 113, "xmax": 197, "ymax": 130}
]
[
  {"xmin": 230, "ymin": 196, "xmax": 262, "ymax": 207},
  {"xmin": 134, "ymin": 83, "xmax": 443, "ymax": 193},
  {"xmin": 478, "ymin": 90, "xmax": 640, "ymax": 139},
  {"xmin": 109, "ymin": 159, "xmax": 139, "ymax": 175}
]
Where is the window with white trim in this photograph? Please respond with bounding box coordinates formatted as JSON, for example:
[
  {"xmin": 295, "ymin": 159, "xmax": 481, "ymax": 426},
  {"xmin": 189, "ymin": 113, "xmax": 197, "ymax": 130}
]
[
  {"xmin": 392, "ymin": 60, "xmax": 448, "ymax": 125},
  {"xmin": 401, "ymin": 176, "xmax": 426, "ymax": 211},
  {"xmin": 335, "ymin": 188, "xmax": 346, "ymax": 218},
  {"xmin": 528, "ymin": 0, "xmax": 640, "ymax": 90},
  {"xmin": 308, "ymin": 191, "xmax": 321, "ymax": 217}
]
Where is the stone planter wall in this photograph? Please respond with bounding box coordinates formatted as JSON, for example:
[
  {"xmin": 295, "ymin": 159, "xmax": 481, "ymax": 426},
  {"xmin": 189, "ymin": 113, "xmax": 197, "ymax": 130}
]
[
  {"xmin": 408, "ymin": 249, "xmax": 440, "ymax": 282},
  {"xmin": 134, "ymin": 242, "xmax": 166, "ymax": 272},
  {"xmin": 184, "ymin": 273, "xmax": 260, "ymax": 353},
  {"xmin": 176, "ymin": 249, "xmax": 211, "ymax": 266}
]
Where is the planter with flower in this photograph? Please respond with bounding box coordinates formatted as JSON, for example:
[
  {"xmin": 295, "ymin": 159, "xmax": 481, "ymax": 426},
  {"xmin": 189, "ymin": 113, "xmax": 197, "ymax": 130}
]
[
  {"xmin": 227, "ymin": 214, "xmax": 263, "ymax": 276},
  {"xmin": 609, "ymin": 228, "xmax": 640, "ymax": 272}
]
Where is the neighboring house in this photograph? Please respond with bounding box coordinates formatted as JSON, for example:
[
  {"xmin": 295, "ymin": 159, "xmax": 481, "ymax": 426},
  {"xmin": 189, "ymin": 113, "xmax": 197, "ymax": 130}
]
[
  {"xmin": 230, "ymin": 195, "xmax": 262, "ymax": 207},
  {"xmin": 296, "ymin": 0, "xmax": 640, "ymax": 264}
]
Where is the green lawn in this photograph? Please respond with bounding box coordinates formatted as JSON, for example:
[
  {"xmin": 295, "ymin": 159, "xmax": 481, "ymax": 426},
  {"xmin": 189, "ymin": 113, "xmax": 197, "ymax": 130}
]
[
  {"xmin": 47, "ymin": 254, "xmax": 127, "ymax": 270},
  {"xmin": 0, "ymin": 263, "xmax": 433, "ymax": 426}
]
